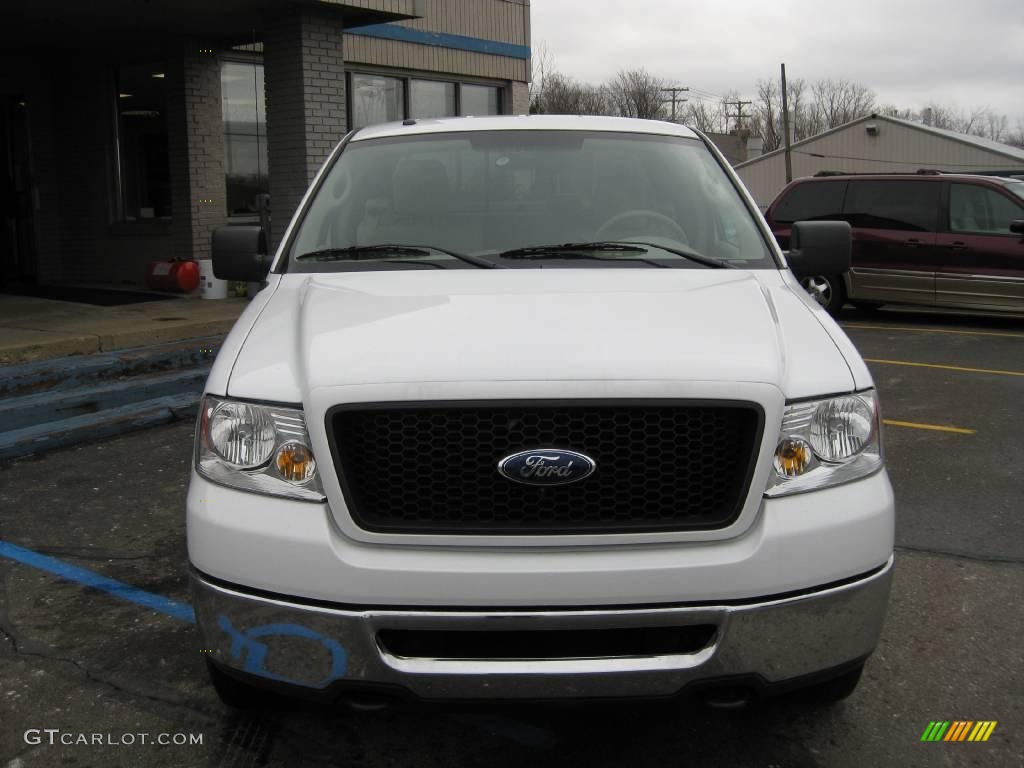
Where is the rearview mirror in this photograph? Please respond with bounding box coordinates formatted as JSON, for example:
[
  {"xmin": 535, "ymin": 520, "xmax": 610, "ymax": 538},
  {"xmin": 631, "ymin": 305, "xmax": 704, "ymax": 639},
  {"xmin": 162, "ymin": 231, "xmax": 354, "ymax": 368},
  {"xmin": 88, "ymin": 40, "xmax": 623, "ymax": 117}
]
[
  {"xmin": 211, "ymin": 225, "xmax": 270, "ymax": 282},
  {"xmin": 786, "ymin": 221, "xmax": 851, "ymax": 280},
  {"xmin": 1010, "ymin": 220, "xmax": 1024, "ymax": 235}
]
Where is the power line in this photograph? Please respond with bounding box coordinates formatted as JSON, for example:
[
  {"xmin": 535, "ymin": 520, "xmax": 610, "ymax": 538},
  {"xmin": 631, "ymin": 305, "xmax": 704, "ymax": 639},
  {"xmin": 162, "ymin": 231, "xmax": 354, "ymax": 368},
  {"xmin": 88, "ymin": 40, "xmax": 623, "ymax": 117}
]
[{"xmin": 689, "ymin": 88, "xmax": 725, "ymax": 101}]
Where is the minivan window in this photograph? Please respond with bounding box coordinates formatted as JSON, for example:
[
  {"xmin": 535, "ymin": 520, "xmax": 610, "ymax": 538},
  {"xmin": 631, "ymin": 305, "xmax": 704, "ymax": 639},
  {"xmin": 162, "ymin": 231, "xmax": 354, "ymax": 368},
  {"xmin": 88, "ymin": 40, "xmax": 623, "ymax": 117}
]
[
  {"xmin": 949, "ymin": 183, "xmax": 1024, "ymax": 234},
  {"xmin": 844, "ymin": 180, "xmax": 940, "ymax": 232},
  {"xmin": 771, "ymin": 181, "xmax": 846, "ymax": 224},
  {"xmin": 287, "ymin": 130, "xmax": 775, "ymax": 271}
]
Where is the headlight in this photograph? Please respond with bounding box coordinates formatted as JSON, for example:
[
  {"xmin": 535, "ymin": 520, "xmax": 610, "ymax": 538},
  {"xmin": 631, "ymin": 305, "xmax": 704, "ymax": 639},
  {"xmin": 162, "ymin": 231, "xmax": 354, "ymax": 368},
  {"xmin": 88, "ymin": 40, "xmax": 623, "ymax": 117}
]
[
  {"xmin": 766, "ymin": 390, "xmax": 882, "ymax": 497},
  {"xmin": 196, "ymin": 396, "xmax": 325, "ymax": 501}
]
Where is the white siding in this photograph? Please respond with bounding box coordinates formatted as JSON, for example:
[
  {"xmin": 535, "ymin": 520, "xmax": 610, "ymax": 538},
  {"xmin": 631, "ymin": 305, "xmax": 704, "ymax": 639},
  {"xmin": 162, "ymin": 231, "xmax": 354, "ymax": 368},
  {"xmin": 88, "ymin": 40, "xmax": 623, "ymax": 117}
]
[{"xmin": 737, "ymin": 117, "xmax": 1024, "ymax": 209}]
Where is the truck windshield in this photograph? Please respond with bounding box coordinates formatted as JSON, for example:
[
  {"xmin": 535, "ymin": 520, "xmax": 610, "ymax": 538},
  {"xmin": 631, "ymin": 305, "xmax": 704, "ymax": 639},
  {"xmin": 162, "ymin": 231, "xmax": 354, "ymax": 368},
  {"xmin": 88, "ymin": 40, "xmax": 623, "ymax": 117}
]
[{"xmin": 287, "ymin": 130, "xmax": 775, "ymax": 271}]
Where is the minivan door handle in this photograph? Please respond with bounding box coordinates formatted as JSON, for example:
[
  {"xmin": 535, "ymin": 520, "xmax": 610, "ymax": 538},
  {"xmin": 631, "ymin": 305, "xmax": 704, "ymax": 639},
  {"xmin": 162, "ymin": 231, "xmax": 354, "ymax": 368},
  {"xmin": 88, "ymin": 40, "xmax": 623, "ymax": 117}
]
[
  {"xmin": 905, "ymin": 238, "xmax": 922, "ymax": 248},
  {"xmin": 949, "ymin": 241, "xmax": 968, "ymax": 251}
]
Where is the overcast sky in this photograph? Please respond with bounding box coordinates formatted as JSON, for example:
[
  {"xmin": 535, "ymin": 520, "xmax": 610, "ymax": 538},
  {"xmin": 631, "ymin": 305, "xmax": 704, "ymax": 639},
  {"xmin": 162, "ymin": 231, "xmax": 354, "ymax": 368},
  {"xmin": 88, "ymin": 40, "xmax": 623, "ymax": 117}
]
[{"xmin": 531, "ymin": 0, "xmax": 1024, "ymax": 127}]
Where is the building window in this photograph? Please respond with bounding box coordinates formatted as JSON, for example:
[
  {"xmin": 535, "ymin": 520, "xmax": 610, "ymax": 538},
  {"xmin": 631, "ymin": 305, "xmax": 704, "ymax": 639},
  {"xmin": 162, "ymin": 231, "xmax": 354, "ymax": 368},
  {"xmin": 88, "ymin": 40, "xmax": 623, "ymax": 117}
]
[
  {"xmin": 221, "ymin": 61, "xmax": 268, "ymax": 216},
  {"xmin": 350, "ymin": 74, "xmax": 404, "ymax": 131},
  {"xmin": 115, "ymin": 64, "xmax": 170, "ymax": 220},
  {"xmin": 348, "ymin": 73, "xmax": 504, "ymax": 129},
  {"xmin": 460, "ymin": 84, "xmax": 501, "ymax": 116},
  {"xmin": 410, "ymin": 80, "xmax": 456, "ymax": 119}
]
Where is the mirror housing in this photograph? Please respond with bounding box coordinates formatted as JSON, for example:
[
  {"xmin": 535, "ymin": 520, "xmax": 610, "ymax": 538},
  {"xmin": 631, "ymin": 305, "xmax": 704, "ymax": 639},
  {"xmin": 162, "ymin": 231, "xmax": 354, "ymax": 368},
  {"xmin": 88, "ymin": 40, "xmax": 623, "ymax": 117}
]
[
  {"xmin": 1010, "ymin": 219, "xmax": 1024, "ymax": 235},
  {"xmin": 211, "ymin": 225, "xmax": 270, "ymax": 282},
  {"xmin": 786, "ymin": 221, "xmax": 852, "ymax": 279}
]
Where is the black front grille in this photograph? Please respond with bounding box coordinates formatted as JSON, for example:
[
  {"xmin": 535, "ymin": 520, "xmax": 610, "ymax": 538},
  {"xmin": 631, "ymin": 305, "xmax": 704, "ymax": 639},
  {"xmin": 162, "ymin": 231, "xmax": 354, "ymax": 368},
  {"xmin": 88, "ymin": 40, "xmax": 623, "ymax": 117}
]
[{"xmin": 328, "ymin": 401, "xmax": 763, "ymax": 535}]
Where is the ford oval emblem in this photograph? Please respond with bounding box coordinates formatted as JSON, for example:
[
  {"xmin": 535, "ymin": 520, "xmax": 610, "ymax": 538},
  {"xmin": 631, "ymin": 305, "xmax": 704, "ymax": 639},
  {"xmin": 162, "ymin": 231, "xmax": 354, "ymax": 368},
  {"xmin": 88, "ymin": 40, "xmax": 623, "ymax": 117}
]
[{"xmin": 497, "ymin": 449, "xmax": 596, "ymax": 486}]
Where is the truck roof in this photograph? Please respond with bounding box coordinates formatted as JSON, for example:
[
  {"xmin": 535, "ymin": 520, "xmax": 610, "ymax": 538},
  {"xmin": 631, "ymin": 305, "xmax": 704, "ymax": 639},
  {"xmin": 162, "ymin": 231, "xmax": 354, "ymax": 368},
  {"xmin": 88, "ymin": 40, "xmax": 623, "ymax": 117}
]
[{"xmin": 350, "ymin": 114, "xmax": 701, "ymax": 141}]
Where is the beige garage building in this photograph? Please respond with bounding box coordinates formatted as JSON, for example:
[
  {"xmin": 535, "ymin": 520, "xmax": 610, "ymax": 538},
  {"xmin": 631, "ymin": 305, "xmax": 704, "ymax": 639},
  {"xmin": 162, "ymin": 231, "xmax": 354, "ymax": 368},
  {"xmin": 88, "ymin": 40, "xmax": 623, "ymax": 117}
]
[{"xmin": 736, "ymin": 114, "xmax": 1024, "ymax": 210}]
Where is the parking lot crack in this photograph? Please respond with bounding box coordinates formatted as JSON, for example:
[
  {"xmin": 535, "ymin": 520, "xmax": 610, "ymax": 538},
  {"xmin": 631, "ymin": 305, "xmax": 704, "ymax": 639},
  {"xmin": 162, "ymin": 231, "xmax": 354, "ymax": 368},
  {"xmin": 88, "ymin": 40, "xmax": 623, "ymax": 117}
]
[
  {"xmin": 896, "ymin": 544, "xmax": 1023, "ymax": 565},
  {"xmin": 4, "ymin": 638, "xmax": 222, "ymax": 722}
]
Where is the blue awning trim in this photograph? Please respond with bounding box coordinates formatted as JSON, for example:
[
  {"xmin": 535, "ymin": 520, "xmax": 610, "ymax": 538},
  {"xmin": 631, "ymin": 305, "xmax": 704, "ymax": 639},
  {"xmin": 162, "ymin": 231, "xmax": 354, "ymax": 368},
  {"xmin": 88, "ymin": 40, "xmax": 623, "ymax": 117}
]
[{"xmin": 347, "ymin": 24, "xmax": 531, "ymax": 60}]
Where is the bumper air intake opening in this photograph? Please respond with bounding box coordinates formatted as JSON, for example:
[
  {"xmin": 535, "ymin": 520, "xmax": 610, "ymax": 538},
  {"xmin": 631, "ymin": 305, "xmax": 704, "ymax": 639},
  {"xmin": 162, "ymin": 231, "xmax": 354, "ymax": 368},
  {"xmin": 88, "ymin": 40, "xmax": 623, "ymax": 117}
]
[{"xmin": 377, "ymin": 625, "xmax": 718, "ymax": 660}]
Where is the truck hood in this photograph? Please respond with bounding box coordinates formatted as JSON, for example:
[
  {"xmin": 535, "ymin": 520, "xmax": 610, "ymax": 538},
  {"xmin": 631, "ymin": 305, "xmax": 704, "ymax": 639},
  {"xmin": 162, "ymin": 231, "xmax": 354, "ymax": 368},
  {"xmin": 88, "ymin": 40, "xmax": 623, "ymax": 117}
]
[{"xmin": 226, "ymin": 269, "xmax": 856, "ymax": 402}]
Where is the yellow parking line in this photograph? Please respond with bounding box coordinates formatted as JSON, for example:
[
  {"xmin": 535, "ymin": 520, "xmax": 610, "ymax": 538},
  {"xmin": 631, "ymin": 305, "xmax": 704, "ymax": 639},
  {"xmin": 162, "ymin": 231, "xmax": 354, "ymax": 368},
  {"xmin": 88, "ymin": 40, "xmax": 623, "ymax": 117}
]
[
  {"xmin": 864, "ymin": 358, "xmax": 1024, "ymax": 377},
  {"xmin": 883, "ymin": 419, "xmax": 975, "ymax": 435},
  {"xmin": 842, "ymin": 323, "xmax": 1024, "ymax": 339}
]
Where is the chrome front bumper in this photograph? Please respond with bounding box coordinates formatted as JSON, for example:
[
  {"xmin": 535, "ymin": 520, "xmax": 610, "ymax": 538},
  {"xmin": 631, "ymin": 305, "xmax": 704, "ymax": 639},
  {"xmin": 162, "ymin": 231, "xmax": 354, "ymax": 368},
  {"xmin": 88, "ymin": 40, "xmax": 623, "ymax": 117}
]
[{"xmin": 191, "ymin": 557, "xmax": 893, "ymax": 701}]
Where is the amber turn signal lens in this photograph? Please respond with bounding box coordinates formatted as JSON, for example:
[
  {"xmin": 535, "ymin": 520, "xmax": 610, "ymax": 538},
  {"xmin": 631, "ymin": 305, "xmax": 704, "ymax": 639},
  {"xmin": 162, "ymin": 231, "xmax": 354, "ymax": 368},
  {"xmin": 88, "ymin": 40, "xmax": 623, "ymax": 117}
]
[
  {"xmin": 275, "ymin": 442, "xmax": 317, "ymax": 484},
  {"xmin": 773, "ymin": 437, "xmax": 812, "ymax": 477}
]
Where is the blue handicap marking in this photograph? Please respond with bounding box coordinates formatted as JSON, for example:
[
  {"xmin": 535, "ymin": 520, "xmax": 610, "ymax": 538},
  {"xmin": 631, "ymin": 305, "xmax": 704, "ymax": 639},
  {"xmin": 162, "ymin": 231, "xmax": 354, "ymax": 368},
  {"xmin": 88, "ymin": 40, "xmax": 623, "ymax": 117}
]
[{"xmin": 217, "ymin": 615, "xmax": 348, "ymax": 688}]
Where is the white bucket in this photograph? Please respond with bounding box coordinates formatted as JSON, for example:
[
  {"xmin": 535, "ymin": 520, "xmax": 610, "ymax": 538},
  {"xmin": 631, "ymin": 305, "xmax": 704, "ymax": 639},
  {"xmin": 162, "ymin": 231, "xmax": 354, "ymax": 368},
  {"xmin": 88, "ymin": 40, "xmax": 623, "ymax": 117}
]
[{"xmin": 198, "ymin": 259, "xmax": 228, "ymax": 300}]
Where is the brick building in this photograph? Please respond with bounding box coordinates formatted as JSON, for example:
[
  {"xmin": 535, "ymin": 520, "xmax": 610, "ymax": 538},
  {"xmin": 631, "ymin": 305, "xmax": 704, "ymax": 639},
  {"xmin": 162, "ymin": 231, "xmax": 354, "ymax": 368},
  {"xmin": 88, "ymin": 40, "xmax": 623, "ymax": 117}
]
[{"xmin": 0, "ymin": 1, "xmax": 531, "ymax": 294}]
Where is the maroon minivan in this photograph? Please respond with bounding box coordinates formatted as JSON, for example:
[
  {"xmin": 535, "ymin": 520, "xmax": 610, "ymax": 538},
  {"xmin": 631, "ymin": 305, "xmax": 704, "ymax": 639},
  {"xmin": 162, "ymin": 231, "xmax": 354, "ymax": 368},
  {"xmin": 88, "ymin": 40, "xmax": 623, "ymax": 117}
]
[{"xmin": 764, "ymin": 173, "xmax": 1024, "ymax": 315}]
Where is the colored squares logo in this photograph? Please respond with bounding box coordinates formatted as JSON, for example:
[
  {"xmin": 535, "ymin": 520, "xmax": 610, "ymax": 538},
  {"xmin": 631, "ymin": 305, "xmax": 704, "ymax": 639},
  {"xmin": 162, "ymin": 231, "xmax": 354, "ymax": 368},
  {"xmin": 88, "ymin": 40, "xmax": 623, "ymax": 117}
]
[{"xmin": 921, "ymin": 721, "xmax": 997, "ymax": 742}]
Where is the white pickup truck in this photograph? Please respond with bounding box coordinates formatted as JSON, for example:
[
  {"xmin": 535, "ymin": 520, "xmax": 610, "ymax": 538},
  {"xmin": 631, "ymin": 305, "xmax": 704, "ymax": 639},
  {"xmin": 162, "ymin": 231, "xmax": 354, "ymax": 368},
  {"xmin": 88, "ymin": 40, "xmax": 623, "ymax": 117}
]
[{"xmin": 189, "ymin": 115, "xmax": 894, "ymax": 709}]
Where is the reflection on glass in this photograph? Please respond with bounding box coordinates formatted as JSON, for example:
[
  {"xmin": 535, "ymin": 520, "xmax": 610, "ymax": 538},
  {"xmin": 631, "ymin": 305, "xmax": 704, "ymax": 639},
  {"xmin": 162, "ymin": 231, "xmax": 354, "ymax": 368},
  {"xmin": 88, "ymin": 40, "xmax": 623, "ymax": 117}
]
[
  {"xmin": 351, "ymin": 74, "xmax": 404, "ymax": 130},
  {"xmin": 222, "ymin": 61, "xmax": 268, "ymax": 216},
  {"xmin": 116, "ymin": 64, "xmax": 170, "ymax": 220},
  {"xmin": 460, "ymin": 85, "xmax": 500, "ymax": 116},
  {"xmin": 410, "ymin": 80, "xmax": 456, "ymax": 119}
]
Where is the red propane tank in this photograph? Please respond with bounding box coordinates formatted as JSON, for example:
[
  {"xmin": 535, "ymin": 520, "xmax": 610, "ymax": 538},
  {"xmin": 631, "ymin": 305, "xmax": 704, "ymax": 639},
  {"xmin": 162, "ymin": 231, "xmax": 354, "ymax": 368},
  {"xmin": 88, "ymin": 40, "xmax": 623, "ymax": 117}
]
[{"xmin": 146, "ymin": 259, "xmax": 200, "ymax": 293}]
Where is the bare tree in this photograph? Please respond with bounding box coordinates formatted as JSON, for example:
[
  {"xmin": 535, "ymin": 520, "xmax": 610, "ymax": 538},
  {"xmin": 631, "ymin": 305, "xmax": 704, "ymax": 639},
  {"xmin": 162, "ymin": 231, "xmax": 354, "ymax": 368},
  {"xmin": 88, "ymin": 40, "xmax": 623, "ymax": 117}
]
[
  {"xmin": 985, "ymin": 112, "xmax": 1009, "ymax": 142},
  {"xmin": 920, "ymin": 103, "xmax": 988, "ymax": 135},
  {"xmin": 1005, "ymin": 120, "xmax": 1024, "ymax": 149},
  {"xmin": 877, "ymin": 104, "xmax": 919, "ymax": 120},
  {"xmin": 810, "ymin": 78, "xmax": 876, "ymax": 130},
  {"xmin": 529, "ymin": 40, "xmax": 554, "ymax": 114},
  {"xmin": 536, "ymin": 72, "xmax": 607, "ymax": 115},
  {"xmin": 684, "ymin": 99, "xmax": 727, "ymax": 134},
  {"xmin": 751, "ymin": 79, "xmax": 781, "ymax": 151},
  {"xmin": 605, "ymin": 69, "xmax": 668, "ymax": 120}
]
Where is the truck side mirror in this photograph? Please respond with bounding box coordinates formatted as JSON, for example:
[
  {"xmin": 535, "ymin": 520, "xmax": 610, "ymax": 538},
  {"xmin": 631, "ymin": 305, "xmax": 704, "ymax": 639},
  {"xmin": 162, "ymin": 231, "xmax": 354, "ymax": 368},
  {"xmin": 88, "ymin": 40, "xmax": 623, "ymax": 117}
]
[
  {"xmin": 786, "ymin": 221, "xmax": 852, "ymax": 280},
  {"xmin": 211, "ymin": 225, "xmax": 270, "ymax": 282}
]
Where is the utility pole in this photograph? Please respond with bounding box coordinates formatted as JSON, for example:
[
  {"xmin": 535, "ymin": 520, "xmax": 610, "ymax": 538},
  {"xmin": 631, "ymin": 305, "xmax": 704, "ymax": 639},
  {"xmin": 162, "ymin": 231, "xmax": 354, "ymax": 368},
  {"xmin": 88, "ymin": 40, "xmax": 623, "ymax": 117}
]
[
  {"xmin": 781, "ymin": 63, "xmax": 793, "ymax": 183},
  {"xmin": 661, "ymin": 86, "xmax": 689, "ymax": 123},
  {"xmin": 724, "ymin": 99, "xmax": 753, "ymax": 131}
]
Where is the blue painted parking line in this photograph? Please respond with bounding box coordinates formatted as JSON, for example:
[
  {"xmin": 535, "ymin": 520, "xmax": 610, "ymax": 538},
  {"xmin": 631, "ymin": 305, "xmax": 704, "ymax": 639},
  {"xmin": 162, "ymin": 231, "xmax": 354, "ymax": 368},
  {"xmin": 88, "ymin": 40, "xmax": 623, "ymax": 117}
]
[
  {"xmin": 0, "ymin": 540, "xmax": 195, "ymax": 624},
  {"xmin": 0, "ymin": 540, "xmax": 557, "ymax": 748}
]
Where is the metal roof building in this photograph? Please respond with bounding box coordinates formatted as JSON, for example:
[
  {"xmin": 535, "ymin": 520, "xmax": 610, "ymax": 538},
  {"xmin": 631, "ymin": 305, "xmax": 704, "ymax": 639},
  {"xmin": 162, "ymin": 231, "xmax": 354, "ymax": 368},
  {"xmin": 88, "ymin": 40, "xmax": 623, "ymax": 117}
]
[{"xmin": 735, "ymin": 114, "xmax": 1024, "ymax": 209}]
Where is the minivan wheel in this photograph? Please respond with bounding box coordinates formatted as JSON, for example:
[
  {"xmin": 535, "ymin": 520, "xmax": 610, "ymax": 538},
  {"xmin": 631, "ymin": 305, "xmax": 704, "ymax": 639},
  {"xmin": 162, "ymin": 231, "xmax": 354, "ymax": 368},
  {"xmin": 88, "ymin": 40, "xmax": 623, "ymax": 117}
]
[{"xmin": 800, "ymin": 274, "xmax": 845, "ymax": 316}]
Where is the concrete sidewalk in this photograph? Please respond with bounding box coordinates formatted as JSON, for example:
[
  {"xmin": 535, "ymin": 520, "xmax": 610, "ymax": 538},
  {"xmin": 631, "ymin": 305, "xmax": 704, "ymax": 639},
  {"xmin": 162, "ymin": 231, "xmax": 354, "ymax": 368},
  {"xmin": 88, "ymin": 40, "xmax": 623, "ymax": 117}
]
[{"xmin": 0, "ymin": 295, "xmax": 248, "ymax": 364}]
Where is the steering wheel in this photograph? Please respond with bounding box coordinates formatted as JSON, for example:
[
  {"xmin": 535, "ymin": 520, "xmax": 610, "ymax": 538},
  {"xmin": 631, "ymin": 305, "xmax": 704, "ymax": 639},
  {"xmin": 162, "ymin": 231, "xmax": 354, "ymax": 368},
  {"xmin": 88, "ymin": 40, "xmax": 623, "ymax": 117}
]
[{"xmin": 595, "ymin": 209, "xmax": 689, "ymax": 244}]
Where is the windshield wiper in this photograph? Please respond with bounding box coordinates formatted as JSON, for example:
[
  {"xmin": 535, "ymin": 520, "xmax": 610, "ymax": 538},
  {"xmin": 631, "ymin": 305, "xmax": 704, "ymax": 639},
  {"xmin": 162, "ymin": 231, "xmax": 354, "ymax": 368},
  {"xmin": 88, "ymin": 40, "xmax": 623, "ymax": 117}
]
[
  {"xmin": 496, "ymin": 242, "xmax": 670, "ymax": 268},
  {"xmin": 616, "ymin": 241, "xmax": 735, "ymax": 269},
  {"xmin": 497, "ymin": 241, "xmax": 732, "ymax": 269},
  {"xmin": 295, "ymin": 244, "xmax": 499, "ymax": 269},
  {"xmin": 498, "ymin": 242, "xmax": 649, "ymax": 259}
]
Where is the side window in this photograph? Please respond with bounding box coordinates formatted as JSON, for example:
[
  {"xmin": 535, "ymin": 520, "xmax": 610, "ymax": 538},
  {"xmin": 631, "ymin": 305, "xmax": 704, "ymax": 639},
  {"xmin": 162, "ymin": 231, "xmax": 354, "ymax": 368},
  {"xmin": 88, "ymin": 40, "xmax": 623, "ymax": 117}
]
[
  {"xmin": 844, "ymin": 181, "xmax": 940, "ymax": 232},
  {"xmin": 771, "ymin": 181, "xmax": 846, "ymax": 224},
  {"xmin": 949, "ymin": 184, "xmax": 1024, "ymax": 235}
]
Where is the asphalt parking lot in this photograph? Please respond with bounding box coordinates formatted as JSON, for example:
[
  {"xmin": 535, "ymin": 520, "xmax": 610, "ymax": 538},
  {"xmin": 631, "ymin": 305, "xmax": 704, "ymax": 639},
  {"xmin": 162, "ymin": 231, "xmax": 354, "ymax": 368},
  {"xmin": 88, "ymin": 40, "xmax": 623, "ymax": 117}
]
[{"xmin": 1, "ymin": 306, "xmax": 1022, "ymax": 768}]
